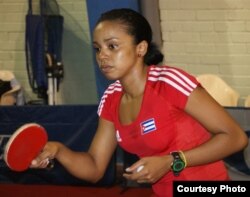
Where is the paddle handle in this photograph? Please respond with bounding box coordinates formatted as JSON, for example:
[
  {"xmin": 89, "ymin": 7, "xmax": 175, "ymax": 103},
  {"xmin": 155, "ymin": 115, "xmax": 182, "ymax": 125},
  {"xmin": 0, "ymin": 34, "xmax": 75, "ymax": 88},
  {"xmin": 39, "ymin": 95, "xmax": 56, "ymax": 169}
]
[{"xmin": 45, "ymin": 158, "xmax": 55, "ymax": 169}]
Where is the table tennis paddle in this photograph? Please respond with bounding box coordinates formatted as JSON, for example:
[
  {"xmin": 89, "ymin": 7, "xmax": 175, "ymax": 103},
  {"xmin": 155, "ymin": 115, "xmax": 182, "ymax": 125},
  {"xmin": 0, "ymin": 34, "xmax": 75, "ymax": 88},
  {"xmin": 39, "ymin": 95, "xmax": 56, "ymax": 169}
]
[{"xmin": 4, "ymin": 123, "xmax": 48, "ymax": 172}]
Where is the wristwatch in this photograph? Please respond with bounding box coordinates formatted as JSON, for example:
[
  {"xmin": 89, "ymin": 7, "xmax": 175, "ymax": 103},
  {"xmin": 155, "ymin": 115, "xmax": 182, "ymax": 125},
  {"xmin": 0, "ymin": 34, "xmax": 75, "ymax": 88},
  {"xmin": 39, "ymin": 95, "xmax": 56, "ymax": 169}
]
[{"xmin": 170, "ymin": 151, "xmax": 185, "ymax": 176}]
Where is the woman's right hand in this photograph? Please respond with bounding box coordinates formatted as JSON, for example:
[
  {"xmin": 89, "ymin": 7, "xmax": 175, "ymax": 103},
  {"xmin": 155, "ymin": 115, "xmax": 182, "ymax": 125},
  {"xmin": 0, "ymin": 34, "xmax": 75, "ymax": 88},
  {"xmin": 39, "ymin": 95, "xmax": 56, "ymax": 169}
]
[{"xmin": 30, "ymin": 141, "xmax": 61, "ymax": 169}]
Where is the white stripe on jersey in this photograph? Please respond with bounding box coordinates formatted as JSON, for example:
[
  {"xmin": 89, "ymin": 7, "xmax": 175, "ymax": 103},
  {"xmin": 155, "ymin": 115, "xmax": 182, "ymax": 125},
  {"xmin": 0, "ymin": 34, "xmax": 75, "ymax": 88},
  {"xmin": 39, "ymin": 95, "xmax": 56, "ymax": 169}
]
[
  {"xmin": 97, "ymin": 81, "xmax": 122, "ymax": 116},
  {"xmin": 149, "ymin": 67, "xmax": 197, "ymax": 96}
]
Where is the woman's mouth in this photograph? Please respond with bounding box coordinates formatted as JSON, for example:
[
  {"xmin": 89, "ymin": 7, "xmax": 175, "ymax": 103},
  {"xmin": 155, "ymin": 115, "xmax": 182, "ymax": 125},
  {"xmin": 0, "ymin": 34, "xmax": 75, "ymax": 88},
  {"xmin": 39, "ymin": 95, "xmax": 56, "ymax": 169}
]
[{"xmin": 100, "ymin": 65, "xmax": 113, "ymax": 73}]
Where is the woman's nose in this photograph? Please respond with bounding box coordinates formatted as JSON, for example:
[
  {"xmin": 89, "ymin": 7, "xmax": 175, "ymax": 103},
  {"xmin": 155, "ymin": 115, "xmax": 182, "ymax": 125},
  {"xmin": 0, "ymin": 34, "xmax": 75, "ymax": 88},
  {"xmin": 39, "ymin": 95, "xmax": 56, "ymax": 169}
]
[{"xmin": 97, "ymin": 49, "xmax": 108, "ymax": 61}]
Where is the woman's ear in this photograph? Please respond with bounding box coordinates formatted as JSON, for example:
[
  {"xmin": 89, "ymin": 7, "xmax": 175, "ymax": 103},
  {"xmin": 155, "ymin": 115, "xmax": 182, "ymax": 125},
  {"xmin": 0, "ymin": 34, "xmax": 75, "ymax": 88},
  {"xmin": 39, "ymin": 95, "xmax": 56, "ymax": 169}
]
[{"xmin": 136, "ymin": 40, "xmax": 148, "ymax": 57}]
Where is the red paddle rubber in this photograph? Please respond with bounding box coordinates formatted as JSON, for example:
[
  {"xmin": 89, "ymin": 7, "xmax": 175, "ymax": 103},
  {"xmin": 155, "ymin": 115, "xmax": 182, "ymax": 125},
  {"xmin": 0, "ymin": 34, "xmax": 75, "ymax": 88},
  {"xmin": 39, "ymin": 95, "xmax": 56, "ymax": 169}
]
[{"xmin": 4, "ymin": 123, "xmax": 48, "ymax": 172}]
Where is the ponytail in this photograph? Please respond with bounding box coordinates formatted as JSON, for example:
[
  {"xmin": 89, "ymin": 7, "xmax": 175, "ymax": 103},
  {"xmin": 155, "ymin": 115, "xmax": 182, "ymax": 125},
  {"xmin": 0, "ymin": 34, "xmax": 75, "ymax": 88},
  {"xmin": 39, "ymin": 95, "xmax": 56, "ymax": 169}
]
[{"xmin": 144, "ymin": 43, "xmax": 164, "ymax": 65}]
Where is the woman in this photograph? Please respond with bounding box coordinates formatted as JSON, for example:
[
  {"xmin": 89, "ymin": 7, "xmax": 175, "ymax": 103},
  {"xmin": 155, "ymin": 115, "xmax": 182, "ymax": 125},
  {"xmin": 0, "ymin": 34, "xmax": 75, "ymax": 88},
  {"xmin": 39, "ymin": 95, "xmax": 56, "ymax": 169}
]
[{"xmin": 31, "ymin": 8, "xmax": 248, "ymax": 197}]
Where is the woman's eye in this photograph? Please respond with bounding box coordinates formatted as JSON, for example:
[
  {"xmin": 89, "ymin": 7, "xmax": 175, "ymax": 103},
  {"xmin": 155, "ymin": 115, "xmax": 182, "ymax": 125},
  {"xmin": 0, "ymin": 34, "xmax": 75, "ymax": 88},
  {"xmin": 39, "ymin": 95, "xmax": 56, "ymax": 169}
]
[
  {"xmin": 108, "ymin": 44, "xmax": 117, "ymax": 50},
  {"xmin": 93, "ymin": 47, "xmax": 100, "ymax": 53}
]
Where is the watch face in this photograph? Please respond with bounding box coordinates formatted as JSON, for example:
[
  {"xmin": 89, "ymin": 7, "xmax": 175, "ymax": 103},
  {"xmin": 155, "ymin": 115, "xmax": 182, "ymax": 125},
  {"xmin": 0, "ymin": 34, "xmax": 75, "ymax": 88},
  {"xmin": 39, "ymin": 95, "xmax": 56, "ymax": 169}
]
[{"xmin": 173, "ymin": 160, "xmax": 185, "ymax": 172}]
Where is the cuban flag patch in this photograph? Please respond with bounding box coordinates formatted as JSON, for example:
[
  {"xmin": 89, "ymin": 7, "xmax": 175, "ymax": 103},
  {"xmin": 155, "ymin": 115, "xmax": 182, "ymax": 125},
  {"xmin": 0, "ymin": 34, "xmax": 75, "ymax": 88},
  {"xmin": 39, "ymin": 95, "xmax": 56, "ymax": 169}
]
[{"xmin": 140, "ymin": 118, "xmax": 156, "ymax": 135}]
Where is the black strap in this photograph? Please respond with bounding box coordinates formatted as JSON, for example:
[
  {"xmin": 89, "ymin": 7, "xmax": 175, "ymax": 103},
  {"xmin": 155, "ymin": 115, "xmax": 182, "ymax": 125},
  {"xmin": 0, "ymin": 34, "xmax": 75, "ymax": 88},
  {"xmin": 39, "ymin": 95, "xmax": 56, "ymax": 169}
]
[
  {"xmin": 28, "ymin": 0, "xmax": 32, "ymax": 15},
  {"xmin": 40, "ymin": 0, "xmax": 45, "ymax": 16},
  {"xmin": 28, "ymin": 0, "xmax": 47, "ymax": 16}
]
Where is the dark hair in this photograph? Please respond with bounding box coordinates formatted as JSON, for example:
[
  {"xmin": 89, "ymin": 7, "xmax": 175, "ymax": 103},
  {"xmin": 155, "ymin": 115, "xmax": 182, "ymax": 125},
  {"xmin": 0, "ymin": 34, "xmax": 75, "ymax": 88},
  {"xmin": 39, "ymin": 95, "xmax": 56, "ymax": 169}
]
[{"xmin": 95, "ymin": 8, "xmax": 164, "ymax": 65}]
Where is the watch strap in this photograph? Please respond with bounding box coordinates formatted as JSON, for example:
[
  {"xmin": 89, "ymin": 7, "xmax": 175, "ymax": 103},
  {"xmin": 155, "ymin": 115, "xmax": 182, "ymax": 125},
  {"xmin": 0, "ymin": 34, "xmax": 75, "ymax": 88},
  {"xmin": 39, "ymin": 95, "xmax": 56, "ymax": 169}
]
[{"xmin": 170, "ymin": 151, "xmax": 186, "ymax": 176}]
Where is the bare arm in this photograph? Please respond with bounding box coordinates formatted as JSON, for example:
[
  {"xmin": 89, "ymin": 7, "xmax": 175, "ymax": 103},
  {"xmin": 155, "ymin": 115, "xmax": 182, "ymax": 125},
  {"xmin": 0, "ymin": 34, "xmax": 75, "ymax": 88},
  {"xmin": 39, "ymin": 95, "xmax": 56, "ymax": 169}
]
[
  {"xmin": 183, "ymin": 86, "xmax": 248, "ymax": 166},
  {"xmin": 31, "ymin": 118, "xmax": 117, "ymax": 183}
]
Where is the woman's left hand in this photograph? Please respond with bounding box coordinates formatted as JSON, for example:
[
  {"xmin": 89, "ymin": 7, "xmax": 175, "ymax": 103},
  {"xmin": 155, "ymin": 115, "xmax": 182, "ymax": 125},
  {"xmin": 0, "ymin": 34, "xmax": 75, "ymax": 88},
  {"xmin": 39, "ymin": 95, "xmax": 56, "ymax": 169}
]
[{"xmin": 123, "ymin": 155, "xmax": 173, "ymax": 184}]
